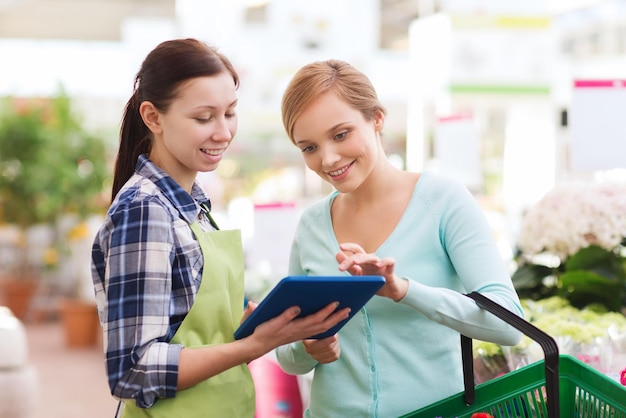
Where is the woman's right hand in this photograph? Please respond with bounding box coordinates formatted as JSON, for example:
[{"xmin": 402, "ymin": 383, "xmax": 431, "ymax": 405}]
[
  {"xmin": 249, "ymin": 302, "xmax": 350, "ymax": 352},
  {"xmin": 336, "ymin": 242, "xmax": 409, "ymax": 302}
]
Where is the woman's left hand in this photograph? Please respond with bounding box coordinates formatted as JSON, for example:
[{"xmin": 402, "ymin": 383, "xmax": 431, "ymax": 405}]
[
  {"xmin": 302, "ymin": 335, "xmax": 341, "ymax": 364},
  {"xmin": 336, "ymin": 242, "xmax": 408, "ymax": 302}
]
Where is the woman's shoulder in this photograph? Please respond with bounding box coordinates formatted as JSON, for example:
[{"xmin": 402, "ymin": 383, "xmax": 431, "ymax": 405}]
[
  {"xmin": 108, "ymin": 175, "xmax": 176, "ymax": 221},
  {"xmin": 295, "ymin": 192, "xmax": 336, "ymax": 229},
  {"xmin": 417, "ymin": 171, "xmax": 474, "ymax": 200},
  {"xmin": 301, "ymin": 192, "xmax": 335, "ymax": 214}
]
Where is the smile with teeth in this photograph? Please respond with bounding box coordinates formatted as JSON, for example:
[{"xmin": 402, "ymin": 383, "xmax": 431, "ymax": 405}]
[
  {"xmin": 327, "ymin": 162, "xmax": 353, "ymax": 177},
  {"xmin": 201, "ymin": 148, "xmax": 224, "ymax": 156}
]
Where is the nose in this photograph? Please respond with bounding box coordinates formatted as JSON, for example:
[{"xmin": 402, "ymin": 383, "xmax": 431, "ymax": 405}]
[
  {"xmin": 321, "ymin": 144, "xmax": 341, "ymax": 167},
  {"xmin": 212, "ymin": 117, "xmax": 234, "ymax": 142}
]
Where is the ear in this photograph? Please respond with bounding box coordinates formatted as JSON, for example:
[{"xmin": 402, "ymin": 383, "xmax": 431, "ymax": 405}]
[
  {"xmin": 139, "ymin": 101, "xmax": 163, "ymax": 135},
  {"xmin": 373, "ymin": 110, "xmax": 385, "ymax": 132}
]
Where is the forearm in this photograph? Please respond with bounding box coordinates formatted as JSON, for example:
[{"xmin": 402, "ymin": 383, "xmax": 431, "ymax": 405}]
[
  {"xmin": 177, "ymin": 338, "xmax": 267, "ymax": 389},
  {"xmin": 399, "ymin": 280, "xmax": 523, "ymax": 346}
]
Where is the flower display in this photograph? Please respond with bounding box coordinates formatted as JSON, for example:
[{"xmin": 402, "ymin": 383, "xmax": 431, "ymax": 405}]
[
  {"xmin": 512, "ymin": 181, "xmax": 626, "ymax": 312},
  {"xmin": 517, "ymin": 182, "xmax": 626, "ymax": 260},
  {"xmin": 67, "ymin": 222, "xmax": 90, "ymax": 241},
  {"xmin": 503, "ymin": 297, "xmax": 626, "ymax": 378}
]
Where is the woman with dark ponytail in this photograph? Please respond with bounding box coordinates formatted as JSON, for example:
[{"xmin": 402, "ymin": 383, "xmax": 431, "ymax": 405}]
[{"xmin": 91, "ymin": 38, "xmax": 350, "ymax": 418}]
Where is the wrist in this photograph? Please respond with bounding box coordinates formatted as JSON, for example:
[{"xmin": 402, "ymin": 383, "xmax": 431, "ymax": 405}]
[{"xmin": 393, "ymin": 276, "xmax": 410, "ymax": 302}]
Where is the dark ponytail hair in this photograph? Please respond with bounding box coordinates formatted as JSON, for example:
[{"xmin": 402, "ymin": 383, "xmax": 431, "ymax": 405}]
[{"xmin": 111, "ymin": 38, "xmax": 239, "ymax": 201}]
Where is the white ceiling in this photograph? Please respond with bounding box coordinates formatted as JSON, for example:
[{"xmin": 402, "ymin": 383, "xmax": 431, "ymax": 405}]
[
  {"xmin": 0, "ymin": 0, "xmax": 611, "ymax": 46},
  {"xmin": 0, "ymin": 0, "xmax": 175, "ymax": 40}
]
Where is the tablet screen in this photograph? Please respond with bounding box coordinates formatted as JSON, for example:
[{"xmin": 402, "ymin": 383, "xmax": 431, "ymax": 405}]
[{"xmin": 234, "ymin": 275, "xmax": 385, "ymax": 340}]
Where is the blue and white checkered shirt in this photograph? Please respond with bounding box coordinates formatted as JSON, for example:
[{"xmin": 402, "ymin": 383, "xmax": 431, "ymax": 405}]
[{"xmin": 92, "ymin": 154, "xmax": 214, "ymax": 408}]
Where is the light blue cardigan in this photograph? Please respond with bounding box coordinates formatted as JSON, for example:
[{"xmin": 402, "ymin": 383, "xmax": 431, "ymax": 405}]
[{"xmin": 275, "ymin": 171, "xmax": 523, "ymax": 418}]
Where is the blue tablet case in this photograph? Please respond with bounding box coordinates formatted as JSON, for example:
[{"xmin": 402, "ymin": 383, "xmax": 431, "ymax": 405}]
[{"xmin": 234, "ymin": 275, "xmax": 385, "ymax": 340}]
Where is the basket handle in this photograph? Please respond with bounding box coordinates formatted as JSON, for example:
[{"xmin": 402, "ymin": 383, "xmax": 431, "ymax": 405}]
[{"xmin": 461, "ymin": 292, "xmax": 560, "ymax": 418}]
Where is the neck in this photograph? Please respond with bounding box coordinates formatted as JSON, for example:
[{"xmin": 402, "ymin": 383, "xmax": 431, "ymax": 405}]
[
  {"xmin": 149, "ymin": 151, "xmax": 196, "ymax": 193},
  {"xmin": 345, "ymin": 160, "xmax": 404, "ymax": 205}
]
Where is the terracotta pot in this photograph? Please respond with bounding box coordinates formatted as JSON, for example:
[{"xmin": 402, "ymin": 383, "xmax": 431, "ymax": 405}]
[
  {"xmin": 58, "ymin": 299, "xmax": 100, "ymax": 348},
  {"xmin": 0, "ymin": 278, "xmax": 38, "ymax": 321}
]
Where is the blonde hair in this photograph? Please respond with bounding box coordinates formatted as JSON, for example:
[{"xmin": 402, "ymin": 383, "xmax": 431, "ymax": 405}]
[{"xmin": 281, "ymin": 59, "xmax": 386, "ymax": 143}]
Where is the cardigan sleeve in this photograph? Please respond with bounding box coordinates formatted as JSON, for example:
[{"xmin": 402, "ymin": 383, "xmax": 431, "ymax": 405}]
[{"xmin": 397, "ymin": 177, "xmax": 523, "ymax": 346}]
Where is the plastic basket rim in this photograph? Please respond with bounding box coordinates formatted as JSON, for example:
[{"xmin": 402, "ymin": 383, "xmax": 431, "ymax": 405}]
[{"xmin": 400, "ymin": 354, "xmax": 626, "ymax": 418}]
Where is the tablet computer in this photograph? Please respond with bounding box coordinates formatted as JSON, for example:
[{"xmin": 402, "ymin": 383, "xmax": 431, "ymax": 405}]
[{"xmin": 234, "ymin": 275, "xmax": 385, "ymax": 340}]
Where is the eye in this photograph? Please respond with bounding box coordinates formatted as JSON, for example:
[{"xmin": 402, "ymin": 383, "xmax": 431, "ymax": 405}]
[
  {"xmin": 334, "ymin": 130, "xmax": 349, "ymax": 140},
  {"xmin": 194, "ymin": 116, "xmax": 212, "ymax": 123},
  {"xmin": 301, "ymin": 144, "xmax": 316, "ymax": 153}
]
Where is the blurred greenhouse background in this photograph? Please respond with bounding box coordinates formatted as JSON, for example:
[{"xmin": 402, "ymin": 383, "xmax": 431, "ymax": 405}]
[
  {"xmin": 2, "ymin": 0, "xmax": 625, "ymax": 281},
  {"xmin": 0, "ymin": 1, "xmax": 625, "ymax": 416}
]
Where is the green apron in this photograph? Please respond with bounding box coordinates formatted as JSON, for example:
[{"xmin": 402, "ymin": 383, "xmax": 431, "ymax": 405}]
[{"xmin": 121, "ymin": 220, "xmax": 255, "ymax": 417}]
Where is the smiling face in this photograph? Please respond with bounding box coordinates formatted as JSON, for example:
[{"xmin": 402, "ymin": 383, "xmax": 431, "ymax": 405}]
[
  {"xmin": 292, "ymin": 92, "xmax": 385, "ymax": 193},
  {"xmin": 145, "ymin": 71, "xmax": 238, "ymax": 190}
]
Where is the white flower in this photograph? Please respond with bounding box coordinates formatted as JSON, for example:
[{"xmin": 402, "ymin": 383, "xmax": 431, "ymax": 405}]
[{"xmin": 517, "ymin": 182, "xmax": 626, "ymax": 261}]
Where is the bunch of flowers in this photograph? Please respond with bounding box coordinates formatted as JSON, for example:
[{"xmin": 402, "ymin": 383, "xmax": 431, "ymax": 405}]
[
  {"xmin": 512, "ymin": 181, "xmax": 626, "ymax": 312},
  {"xmin": 476, "ymin": 297, "xmax": 626, "ymax": 384},
  {"xmin": 517, "ymin": 297, "xmax": 626, "ymax": 374},
  {"xmin": 517, "ymin": 182, "xmax": 626, "ymax": 260}
]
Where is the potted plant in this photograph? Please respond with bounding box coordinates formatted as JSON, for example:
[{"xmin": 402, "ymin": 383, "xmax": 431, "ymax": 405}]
[
  {"xmin": 511, "ymin": 181, "xmax": 626, "ymax": 313},
  {"xmin": 0, "ymin": 92, "xmax": 110, "ymax": 337}
]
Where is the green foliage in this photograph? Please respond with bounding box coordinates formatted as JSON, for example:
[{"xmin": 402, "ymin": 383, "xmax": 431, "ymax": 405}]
[
  {"xmin": 512, "ymin": 244, "xmax": 626, "ymax": 312},
  {"xmin": 0, "ymin": 93, "xmax": 111, "ymax": 226},
  {"xmin": 561, "ymin": 244, "xmax": 625, "ymax": 311},
  {"xmin": 511, "ymin": 262, "xmax": 559, "ymax": 301}
]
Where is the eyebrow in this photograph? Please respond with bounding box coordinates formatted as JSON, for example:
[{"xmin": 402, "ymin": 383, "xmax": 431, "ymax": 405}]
[
  {"xmin": 294, "ymin": 122, "xmax": 347, "ymax": 146},
  {"xmin": 195, "ymin": 99, "xmax": 239, "ymax": 110}
]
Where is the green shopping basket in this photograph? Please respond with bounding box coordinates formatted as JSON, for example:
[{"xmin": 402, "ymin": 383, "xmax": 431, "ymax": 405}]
[{"xmin": 402, "ymin": 292, "xmax": 626, "ymax": 418}]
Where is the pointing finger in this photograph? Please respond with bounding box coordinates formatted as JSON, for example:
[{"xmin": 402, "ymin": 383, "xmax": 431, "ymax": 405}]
[{"xmin": 338, "ymin": 242, "xmax": 366, "ymax": 254}]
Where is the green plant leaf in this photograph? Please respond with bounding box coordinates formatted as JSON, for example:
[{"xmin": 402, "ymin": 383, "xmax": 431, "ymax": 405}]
[
  {"xmin": 566, "ymin": 245, "xmax": 626, "ymax": 281},
  {"xmin": 559, "ymin": 269, "xmax": 623, "ymax": 311},
  {"xmin": 511, "ymin": 263, "xmax": 558, "ymax": 300},
  {"xmin": 0, "ymin": 92, "xmax": 111, "ymax": 226}
]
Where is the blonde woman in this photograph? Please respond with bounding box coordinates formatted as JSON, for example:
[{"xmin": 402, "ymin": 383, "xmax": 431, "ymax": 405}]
[{"xmin": 276, "ymin": 60, "xmax": 524, "ymax": 417}]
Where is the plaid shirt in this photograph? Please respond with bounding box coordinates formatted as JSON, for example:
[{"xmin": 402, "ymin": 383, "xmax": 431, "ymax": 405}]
[{"xmin": 92, "ymin": 154, "xmax": 214, "ymax": 409}]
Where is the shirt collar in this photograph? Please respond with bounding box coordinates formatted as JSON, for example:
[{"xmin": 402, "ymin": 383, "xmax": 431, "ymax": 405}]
[{"xmin": 135, "ymin": 154, "xmax": 211, "ymax": 224}]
